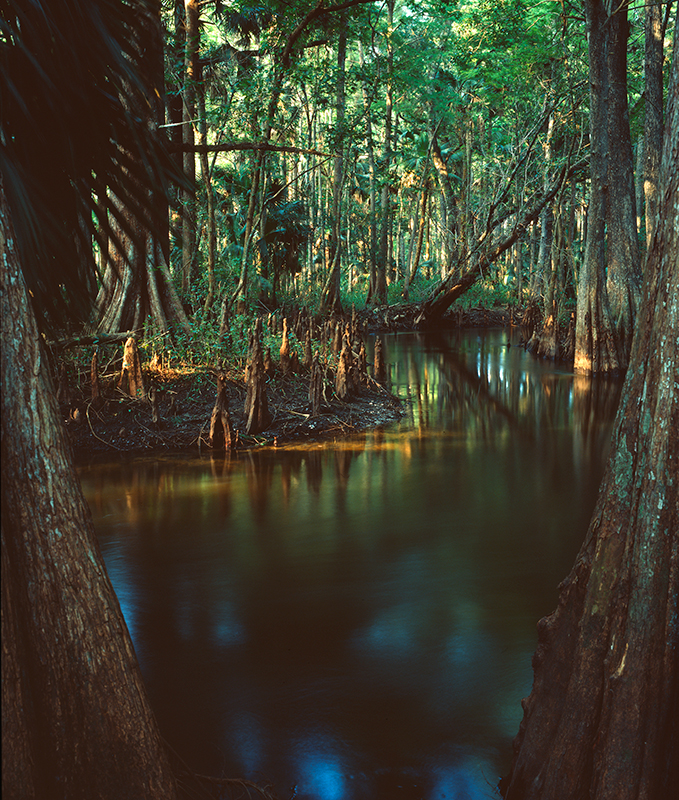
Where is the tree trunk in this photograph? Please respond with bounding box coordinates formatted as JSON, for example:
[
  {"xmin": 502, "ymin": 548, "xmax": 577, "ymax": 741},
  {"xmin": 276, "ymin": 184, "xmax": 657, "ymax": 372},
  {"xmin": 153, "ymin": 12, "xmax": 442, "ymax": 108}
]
[
  {"xmin": 358, "ymin": 40, "xmax": 378, "ymax": 300},
  {"xmin": 408, "ymin": 179, "xmax": 430, "ymax": 287},
  {"xmin": 416, "ymin": 166, "xmax": 568, "ymax": 326},
  {"xmin": 208, "ymin": 373, "xmax": 234, "ymax": 449},
  {"xmin": 181, "ymin": 0, "xmax": 199, "ymax": 292},
  {"xmin": 605, "ymin": 4, "xmax": 641, "ymax": 362},
  {"xmin": 198, "ymin": 75, "xmax": 217, "ymax": 316},
  {"xmin": 243, "ymin": 319, "xmax": 271, "ymax": 434},
  {"xmin": 370, "ymin": 0, "xmax": 394, "ymax": 306},
  {"xmin": 643, "ymin": 0, "xmax": 665, "ymax": 248},
  {"xmin": 536, "ymin": 109, "xmax": 554, "ymax": 308},
  {"xmin": 94, "ymin": 224, "xmax": 191, "ymax": 339},
  {"xmin": 429, "ymin": 129, "xmax": 458, "ymax": 276},
  {"xmin": 1, "ymin": 185, "xmax": 180, "ymax": 800},
  {"xmin": 575, "ymin": 0, "xmax": 639, "ymax": 373},
  {"xmin": 501, "ymin": 25, "xmax": 679, "ymax": 798},
  {"xmin": 93, "ymin": 8, "xmax": 191, "ymax": 341},
  {"xmin": 320, "ymin": 18, "xmax": 347, "ymax": 317}
]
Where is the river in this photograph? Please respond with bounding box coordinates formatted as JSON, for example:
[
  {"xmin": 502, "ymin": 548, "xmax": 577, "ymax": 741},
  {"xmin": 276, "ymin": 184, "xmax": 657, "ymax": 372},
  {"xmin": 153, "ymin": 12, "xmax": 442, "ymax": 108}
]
[{"xmin": 79, "ymin": 327, "xmax": 623, "ymax": 800}]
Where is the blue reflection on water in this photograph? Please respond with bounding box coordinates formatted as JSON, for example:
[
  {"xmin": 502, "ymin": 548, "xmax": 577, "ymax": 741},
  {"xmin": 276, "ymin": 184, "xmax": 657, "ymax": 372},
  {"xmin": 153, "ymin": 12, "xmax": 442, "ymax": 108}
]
[
  {"xmin": 431, "ymin": 760, "xmax": 500, "ymax": 799},
  {"xmin": 296, "ymin": 752, "xmax": 346, "ymax": 800},
  {"xmin": 100, "ymin": 539, "xmax": 141, "ymax": 646},
  {"xmin": 227, "ymin": 712, "xmax": 263, "ymax": 775},
  {"xmin": 213, "ymin": 602, "xmax": 245, "ymax": 647}
]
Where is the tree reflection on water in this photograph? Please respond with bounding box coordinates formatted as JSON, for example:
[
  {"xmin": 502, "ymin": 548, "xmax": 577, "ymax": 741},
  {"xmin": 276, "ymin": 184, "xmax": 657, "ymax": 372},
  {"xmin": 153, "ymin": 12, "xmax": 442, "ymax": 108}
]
[{"xmin": 80, "ymin": 328, "xmax": 623, "ymax": 800}]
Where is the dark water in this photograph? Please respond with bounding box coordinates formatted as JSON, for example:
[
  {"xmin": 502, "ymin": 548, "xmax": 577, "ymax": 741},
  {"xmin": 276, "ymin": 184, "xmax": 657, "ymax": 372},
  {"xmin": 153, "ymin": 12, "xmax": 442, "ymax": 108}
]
[{"xmin": 79, "ymin": 328, "xmax": 622, "ymax": 800}]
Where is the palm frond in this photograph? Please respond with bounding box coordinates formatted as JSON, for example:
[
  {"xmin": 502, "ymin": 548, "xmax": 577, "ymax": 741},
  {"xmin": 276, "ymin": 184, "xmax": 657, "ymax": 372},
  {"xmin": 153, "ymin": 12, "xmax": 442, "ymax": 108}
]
[{"xmin": 1, "ymin": 0, "xmax": 185, "ymax": 334}]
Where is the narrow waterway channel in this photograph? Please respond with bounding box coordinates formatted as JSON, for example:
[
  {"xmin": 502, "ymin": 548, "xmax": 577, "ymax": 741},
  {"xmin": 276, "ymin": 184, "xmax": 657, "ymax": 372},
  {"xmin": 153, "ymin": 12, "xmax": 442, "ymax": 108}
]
[{"xmin": 79, "ymin": 328, "xmax": 623, "ymax": 800}]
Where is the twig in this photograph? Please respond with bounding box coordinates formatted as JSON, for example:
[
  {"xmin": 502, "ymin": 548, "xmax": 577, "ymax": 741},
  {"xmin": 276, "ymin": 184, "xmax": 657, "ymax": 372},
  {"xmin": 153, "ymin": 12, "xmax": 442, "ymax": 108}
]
[
  {"xmin": 135, "ymin": 419, "xmax": 172, "ymax": 443},
  {"xmin": 287, "ymin": 409, "xmax": 311, "ymax": 419},
  {"xmin": 85, "ymin": 402, "xmax": 122, "ymax": 450}
]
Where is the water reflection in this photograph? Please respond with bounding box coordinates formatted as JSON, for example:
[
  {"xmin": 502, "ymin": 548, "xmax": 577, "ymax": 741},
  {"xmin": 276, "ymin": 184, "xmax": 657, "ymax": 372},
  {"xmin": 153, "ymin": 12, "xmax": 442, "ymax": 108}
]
[{"xmin": 80, "ymin": 329, "xmax": 622, "ymax": 800}]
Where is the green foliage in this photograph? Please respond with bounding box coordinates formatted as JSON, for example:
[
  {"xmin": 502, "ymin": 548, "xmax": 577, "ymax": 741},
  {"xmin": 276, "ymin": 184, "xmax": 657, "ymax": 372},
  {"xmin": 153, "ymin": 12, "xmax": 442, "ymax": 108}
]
[
  {"xmin": 258, "ymin": 192, "xmax": 311, "ymax": 279},
  {"xmin": 456, "ymin": 278, "xmax": 522, "ymax": 310},
  {"xmin": 38, "ymin": 0, "xmax": 654, "ymax": 345}
]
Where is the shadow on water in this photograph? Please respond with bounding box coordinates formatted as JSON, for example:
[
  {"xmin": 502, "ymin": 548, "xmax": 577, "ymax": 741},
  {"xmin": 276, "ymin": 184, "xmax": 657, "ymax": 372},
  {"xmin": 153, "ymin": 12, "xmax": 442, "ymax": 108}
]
[{"xmin": 80, "ymin": 328, "xmax": 623, "ymax": 800}]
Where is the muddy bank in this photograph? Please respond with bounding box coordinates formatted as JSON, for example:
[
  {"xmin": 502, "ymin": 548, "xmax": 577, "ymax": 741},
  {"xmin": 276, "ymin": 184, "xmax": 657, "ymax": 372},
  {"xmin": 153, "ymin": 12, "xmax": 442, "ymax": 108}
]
[
  {"xmin": 357, "ymin": 302, "xmax": 524, "ymax": 331},
  {"xmin": 66, "ymin": 365, "xmax": 404, "ymax": 460},
  {"xmin": 64, "ymin": 303, "xmax": 525, "ymax": 460}
]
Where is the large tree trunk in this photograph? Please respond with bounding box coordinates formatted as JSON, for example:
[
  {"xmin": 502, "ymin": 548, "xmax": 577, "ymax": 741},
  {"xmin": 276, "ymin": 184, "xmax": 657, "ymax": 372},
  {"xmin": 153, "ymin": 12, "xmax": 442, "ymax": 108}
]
[
  {"xmin": 605, "ymin": 4, "xmax": 642, "ymax": 363},
  {"xmin": 501, "ymin": 24, "xmax": 679, "ymax": 798},
  {"xmin": 94, "ymin": 5, "xmax": 192, "ymax": 340},
  {"xmin": 575, "ymin": 0, "xmax": 639, "ymax": 373},
  {"xmin": 94, "ymin": 212, "xmax": 191, "ymax": 338},
  {"xmin": 1, "ymin": 185, "xmax": 180, "ymax": 800}
]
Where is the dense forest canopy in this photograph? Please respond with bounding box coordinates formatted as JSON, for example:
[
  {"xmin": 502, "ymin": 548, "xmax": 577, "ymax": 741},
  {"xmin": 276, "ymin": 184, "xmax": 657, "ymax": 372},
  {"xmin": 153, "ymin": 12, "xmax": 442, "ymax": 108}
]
[
  {"xmin": 2, "ymin": 0, "xmax": 675, "ymax": 369},
  {"xmin": 151, "ymin": 0, "xmax": 673, "ymax": 354}
]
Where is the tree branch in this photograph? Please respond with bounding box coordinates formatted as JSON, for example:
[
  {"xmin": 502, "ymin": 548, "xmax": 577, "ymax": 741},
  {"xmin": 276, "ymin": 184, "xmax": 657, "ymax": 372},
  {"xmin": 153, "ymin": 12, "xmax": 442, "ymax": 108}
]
[
  {"xmin": 169, "ymin": 141, "xmax": 332, "ymax": 157},
  {"xmin": 417, "ymin": 159, "xmax": 587, "ymax": 325}
]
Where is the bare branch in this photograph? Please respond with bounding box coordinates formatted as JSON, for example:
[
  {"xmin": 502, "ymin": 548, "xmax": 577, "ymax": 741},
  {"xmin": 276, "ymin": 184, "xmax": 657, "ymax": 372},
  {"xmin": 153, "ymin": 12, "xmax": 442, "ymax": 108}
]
[{"xmin": 169, "ymin": 141, "xmax": 332, "ymax": 157}]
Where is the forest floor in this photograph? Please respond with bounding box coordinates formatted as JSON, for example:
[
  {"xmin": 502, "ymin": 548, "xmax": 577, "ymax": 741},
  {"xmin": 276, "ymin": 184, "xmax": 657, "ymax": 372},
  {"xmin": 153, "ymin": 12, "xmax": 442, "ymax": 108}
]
[
  {"xmin": 66, "ymin": 364, "xmax": 405, "ymax": 460},
  {"xmin": 65, "ymin": 304, "xmax": 519, "ymax": 460}
]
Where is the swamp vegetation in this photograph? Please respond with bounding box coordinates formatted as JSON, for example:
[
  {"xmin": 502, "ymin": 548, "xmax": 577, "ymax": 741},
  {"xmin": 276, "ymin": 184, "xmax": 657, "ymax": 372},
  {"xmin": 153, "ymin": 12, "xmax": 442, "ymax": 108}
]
[{"xmin": 1, "ymin": 1, "xmax": 678, "ymax": 799}]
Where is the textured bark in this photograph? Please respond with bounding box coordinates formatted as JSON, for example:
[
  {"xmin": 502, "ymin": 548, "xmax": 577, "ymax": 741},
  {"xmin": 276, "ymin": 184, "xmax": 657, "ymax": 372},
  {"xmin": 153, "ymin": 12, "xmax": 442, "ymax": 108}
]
[
  {"xmin": 1, "ymin": 186, "xmax": 179, "ymax": 799},
  {"xmin": 303, "ymin": 329, "xmax": 313, "ymax": 370},
  {"xmin": 309, "ymin": 354, "xmax": 323, "ymax": 416},
  {"xmin": 244, "ymin": 319, "xmax": 271, "ymax": 434},
  {"xmin": 208, "ymin": 373, "xmax": 234, "ymax": 449},
  {"xmin": 605, "ymin": 5, "xmax": 642, "ymax": 362},
  {"xmin": 334, "ymin": 332, "xmax": 355, "ymax": 400},
  {"xmin": 501, "ymin": 27, "xmax": 679, "ymax": 799},
  {"xmin": 575, "ymin": 0, "xmax": 639, "ymax": 373},
  {"xmin": 117, "ymin": 337, "xmax": 146, "ymax": 399},
  {"xmin": 643, "ymin": 1, "xmax": 665, "ymax": 246},
  {"xmin": 280, "ymin": 317, "xmax": 292, "ymax": 375},
  {"xmin": 373, "ymin": 336, "xmax": 386, "ymax": 385}
]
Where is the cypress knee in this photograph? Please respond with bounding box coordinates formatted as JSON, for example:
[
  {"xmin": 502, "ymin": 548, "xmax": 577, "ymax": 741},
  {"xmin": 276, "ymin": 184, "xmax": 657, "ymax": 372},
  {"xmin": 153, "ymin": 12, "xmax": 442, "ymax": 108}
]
[
  {"xmin": 309, "ymin": 354, "xmax": 323, "ymax": 416},
  {"xmin": 118, "ymin": 337, "xmax": 145, "ymax": 399},
  {"xmin": 209, "ymin": 373, "xmax": 234, "ymax": 449},
  {"xmin": 280, "ymin": 317, "xmax": 292, "ymax": 376},
  {"xmin": 335, "ymin": 333, "xmax": 353, "ymax": 400},
  {"xmin": 374, "ymin": 336, "xmax": 386, "ymax": 385},
  {"xmin": 244, "ymin": 319, "xmax": 271, "ymax": 434},
  {"xmin": 90, "ymin": 351, "xmax": 103, "ymax": 407}
]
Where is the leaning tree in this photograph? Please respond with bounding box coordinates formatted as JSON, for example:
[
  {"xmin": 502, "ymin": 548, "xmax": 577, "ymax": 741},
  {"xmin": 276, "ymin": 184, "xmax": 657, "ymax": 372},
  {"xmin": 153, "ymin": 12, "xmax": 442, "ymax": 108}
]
[
  {"xmin": 1, "ymin": 2, "xmax": 188, "ymax": 796},
  {"xmin": 500, "ymin": 15, "xmax": 678, "ymax": 799}
]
